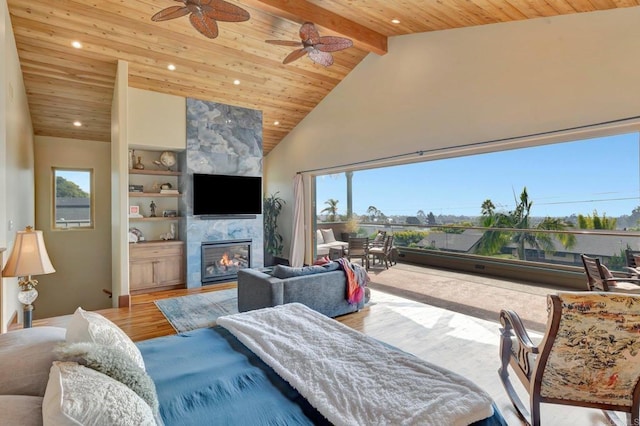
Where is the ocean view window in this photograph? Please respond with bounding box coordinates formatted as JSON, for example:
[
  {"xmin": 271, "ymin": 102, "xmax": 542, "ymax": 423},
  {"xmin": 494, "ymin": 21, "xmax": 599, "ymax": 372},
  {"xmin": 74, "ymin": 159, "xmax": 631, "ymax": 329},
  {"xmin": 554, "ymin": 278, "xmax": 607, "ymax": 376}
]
[
  {"xmin": 53, "ymin": 168, "xmax": 93, "ymax": 229},
  {"xmin": 314, "ymin": 131, "xmax": 640, "ymax": 272}
]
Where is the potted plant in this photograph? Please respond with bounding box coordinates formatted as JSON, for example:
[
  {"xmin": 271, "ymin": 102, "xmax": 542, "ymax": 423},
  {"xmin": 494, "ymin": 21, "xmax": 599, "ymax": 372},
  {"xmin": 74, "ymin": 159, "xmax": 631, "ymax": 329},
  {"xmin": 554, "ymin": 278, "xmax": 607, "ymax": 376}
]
[
  {"xmin": 341, "ymin": 216, "xmax": 360, "ymax": 241},
  {"xmin": 263, "ymin": 192, "xmax": 286, "ymax": 266}
]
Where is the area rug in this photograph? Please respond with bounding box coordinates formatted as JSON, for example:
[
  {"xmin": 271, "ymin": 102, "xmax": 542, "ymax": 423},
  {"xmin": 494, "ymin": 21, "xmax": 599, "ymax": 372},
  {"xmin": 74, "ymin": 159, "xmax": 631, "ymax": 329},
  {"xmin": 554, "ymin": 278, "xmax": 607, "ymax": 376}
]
[{"xmin": 154, "ymin": 289, "xmax": 239, "ymax": 333}]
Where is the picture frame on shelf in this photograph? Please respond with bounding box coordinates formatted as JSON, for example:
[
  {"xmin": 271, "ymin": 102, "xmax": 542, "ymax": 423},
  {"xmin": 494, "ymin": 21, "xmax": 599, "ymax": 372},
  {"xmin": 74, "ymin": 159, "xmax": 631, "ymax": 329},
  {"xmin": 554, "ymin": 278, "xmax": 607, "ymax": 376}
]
[{"xmin": 129, "ymin": 205, "xmax": 143, "ymax": 218}]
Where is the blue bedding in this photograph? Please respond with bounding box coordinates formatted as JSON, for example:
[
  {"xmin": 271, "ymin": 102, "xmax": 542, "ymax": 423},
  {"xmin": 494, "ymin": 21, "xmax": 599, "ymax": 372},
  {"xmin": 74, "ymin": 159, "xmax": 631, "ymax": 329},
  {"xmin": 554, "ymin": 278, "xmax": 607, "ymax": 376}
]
[{"xmin": 137, "ymin": 327, "xmax": 507, "ymax": 426}]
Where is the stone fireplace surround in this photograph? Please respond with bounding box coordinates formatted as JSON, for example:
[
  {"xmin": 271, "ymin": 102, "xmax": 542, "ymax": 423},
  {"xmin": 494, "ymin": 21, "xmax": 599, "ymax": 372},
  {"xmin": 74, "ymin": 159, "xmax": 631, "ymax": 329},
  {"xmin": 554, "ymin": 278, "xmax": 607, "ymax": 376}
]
[{"xmin": 177, "ymin": 98, "xmax": 264, "ymax": 288}]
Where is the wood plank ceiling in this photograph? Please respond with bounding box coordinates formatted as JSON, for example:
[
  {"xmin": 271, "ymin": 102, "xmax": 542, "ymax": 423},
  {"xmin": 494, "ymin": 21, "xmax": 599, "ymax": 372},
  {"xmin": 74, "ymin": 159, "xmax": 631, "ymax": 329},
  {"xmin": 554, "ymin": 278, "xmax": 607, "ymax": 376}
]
[{"xmin": 7, "ymin": 0, "xmax": 640, "ymax": 155}]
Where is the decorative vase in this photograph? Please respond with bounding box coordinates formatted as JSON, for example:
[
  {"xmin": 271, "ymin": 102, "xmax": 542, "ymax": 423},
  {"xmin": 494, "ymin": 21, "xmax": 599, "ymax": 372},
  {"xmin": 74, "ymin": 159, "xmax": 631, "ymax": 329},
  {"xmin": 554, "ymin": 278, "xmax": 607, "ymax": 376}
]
[{"xmin": 134, "ymin": 156, "xmax": 145, "ymax": 170}]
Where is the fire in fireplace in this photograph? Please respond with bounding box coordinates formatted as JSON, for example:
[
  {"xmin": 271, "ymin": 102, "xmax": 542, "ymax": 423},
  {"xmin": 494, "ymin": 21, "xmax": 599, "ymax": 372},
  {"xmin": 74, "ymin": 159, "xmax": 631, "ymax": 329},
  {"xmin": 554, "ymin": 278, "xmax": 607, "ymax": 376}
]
[{"xmin": 201, "ymin": 239, "xmax": 251, "ymax": 284}]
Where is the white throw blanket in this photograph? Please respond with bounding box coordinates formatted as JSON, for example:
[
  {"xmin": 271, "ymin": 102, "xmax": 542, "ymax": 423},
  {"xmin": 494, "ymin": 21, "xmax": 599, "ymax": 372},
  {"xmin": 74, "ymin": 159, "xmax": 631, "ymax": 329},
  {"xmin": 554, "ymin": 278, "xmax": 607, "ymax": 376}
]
[{"xmin": 217, "ymin": 303, "xmax": 494, "ymax": 426}]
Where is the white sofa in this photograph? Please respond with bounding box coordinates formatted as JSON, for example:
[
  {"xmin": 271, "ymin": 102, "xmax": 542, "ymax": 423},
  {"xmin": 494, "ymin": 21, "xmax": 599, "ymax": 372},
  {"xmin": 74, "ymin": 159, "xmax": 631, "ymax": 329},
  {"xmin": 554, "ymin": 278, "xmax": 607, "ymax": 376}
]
[{"xmin": 316, "ymin": 228, "xmax": 348, "ymax": 257}]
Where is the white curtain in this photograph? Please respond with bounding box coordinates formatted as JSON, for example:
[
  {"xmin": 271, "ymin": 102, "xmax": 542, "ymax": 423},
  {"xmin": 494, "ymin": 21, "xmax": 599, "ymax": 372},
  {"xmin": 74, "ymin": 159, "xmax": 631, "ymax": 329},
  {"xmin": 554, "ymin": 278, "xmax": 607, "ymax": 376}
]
[{"xmin": 289, "ymin": 174, "xmax": 305, "ymax": 267}]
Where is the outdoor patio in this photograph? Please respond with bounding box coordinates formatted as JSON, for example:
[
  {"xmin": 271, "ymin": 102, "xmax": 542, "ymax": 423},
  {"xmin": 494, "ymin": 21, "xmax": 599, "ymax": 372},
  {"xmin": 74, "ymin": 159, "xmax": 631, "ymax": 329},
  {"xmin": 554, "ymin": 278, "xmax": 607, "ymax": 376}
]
[
  {"xmin": 365, "ymin": 261, "xmax": 561, "ymax": 332},
  {"xmin": 360, "ymin": 261, "xmax": 613, "ymax": 426}
]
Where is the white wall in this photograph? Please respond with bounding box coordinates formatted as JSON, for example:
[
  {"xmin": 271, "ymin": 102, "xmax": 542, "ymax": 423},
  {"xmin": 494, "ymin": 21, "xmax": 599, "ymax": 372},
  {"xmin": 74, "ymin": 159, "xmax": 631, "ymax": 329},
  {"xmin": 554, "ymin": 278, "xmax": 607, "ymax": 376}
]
[
  {"xmin": 111, "ymin": 60, "xmax": 129, "ymax": 306},
  {"xmin": 1, "ymin": 0, "xmax": 35, "ymax": 331},
  {"xmin": 127, "ymin": 87, "xmax": 186, "ymax": 150},
  {"xmin": 265, "ymin": 7, "xmax": 640, "ymax": 264}
]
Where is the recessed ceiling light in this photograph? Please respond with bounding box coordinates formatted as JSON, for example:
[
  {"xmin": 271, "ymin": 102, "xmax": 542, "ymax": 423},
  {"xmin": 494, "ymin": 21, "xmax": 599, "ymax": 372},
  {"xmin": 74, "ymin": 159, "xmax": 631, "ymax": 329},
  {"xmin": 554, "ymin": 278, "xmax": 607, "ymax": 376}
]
[
  {"xmin": 167, "ymin": 64, "xmax": 176, "ymax": 71},
  {"xmin": 71, "ymin": 41, "xmax": 83, "ymax": 49},
  {"xmin": 391, "ymin": 19, "xmax": 401, "ymax": 24},
  {"xmin": 274, "ymin": 121, "xmax": 280, "ymax": 126},
  {"xmin": 73, "ymin": 121, "xmax": 82, "ymax": 127},
  {"xmin": 233, "ymin": 79, "xmax": 240, "ymax": 85}
]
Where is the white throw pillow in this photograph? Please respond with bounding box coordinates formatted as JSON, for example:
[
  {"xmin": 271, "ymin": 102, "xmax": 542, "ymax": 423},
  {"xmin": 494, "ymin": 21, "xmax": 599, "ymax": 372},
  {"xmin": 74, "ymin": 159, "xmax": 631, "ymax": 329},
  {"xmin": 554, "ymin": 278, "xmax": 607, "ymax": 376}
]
[
  {"xmin": 42, "ymin": 361, "xmax": 156, "ymax": 426},
  {"xmin": 321, "ymin": 229, "xmax": 337, "ymax": 244},
  {"xmin": 316, "ymin": 229, "xmax": 324, "ymax": 244},
  {"xmin": 66, "ymin": 307, "xmax": 145, "ymax": 370}
]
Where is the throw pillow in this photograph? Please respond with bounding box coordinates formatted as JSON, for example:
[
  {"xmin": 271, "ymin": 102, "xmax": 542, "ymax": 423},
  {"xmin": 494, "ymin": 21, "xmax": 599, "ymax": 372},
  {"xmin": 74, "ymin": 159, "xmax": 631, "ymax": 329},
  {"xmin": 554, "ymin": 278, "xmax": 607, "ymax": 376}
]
[
  {"xmin": 320, "ymin": 229, "xmax": 337, "ymax": 244},
  {"xmin": 601, "ymin": 265, "xmax": 618, "ymax": 287},
  {"xmin": 373, "ymin": 232, "xmax": 384, "ymax": 242},
  {"xmin": 0, "ymin": 326, "xmax": 65, "ymax": 397},
  {"xmin": 53, "ymin": 342, "xmax": 158, "ymax": 414},
  {"xmin": 66, "ymin": 307, "xmax": 145, "ymax": 371},
  {"xmin": 43, "ymin": 362, "xmax": 156, "ymax": 426},
  {"xmin": 316, "ymin": 229, "xmax": 324, "ymax": 245},
  {"xmin": 272, "ymin": 261, "xmax": 340, "ymax": 278}
]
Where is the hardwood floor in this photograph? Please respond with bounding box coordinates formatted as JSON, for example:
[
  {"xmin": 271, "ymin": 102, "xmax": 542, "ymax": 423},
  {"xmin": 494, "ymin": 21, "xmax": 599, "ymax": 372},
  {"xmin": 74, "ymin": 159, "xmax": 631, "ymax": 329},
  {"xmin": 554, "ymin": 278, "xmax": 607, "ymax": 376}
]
[
  {"xmin": 32, "ymin": 282, "xmax": 238, "ymax": 341},
  {"xmin": 33, "ymin": 282, "xmax": 389, "ymax": 342}
]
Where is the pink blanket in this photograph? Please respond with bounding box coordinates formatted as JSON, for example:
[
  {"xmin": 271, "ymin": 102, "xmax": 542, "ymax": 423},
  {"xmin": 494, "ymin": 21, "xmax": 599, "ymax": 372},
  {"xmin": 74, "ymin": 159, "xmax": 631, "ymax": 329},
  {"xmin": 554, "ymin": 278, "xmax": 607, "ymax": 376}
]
[{"xmin": 336, "ymin": 258, "xmax": 369, "ymax": 304}]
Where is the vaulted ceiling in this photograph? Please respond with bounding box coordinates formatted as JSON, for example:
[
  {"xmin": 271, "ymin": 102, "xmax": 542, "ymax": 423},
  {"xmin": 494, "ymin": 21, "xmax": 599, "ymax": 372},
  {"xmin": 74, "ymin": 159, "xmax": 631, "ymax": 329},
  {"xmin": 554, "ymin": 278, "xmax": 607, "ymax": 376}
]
[{"xmin": 7, "ymin": 1, "xmax": 640, "ymax": 155}]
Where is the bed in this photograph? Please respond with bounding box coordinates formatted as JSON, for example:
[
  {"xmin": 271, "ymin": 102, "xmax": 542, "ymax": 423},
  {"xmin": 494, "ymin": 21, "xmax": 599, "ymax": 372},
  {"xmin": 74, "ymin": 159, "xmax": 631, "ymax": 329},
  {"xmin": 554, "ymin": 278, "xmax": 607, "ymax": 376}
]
[{"xmin": 137, "ymin": 303, "xmax": 507, "ymax": 426}]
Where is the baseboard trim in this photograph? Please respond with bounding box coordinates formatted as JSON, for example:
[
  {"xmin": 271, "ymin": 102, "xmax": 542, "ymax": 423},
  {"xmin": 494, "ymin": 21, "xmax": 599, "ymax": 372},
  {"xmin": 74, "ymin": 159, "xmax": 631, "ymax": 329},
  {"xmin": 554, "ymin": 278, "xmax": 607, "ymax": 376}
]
[{"xmin": 118, "ymin": 294, "xmax": 131, "ymax": 308}]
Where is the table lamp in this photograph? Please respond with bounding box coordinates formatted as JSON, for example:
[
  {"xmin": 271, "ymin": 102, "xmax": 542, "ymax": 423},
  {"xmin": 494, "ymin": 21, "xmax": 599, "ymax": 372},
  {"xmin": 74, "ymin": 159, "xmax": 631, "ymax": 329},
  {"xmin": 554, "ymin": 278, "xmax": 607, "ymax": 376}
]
[{"xmin": 2, "ymin": 226, "xmax": 55, "ymax": 328}]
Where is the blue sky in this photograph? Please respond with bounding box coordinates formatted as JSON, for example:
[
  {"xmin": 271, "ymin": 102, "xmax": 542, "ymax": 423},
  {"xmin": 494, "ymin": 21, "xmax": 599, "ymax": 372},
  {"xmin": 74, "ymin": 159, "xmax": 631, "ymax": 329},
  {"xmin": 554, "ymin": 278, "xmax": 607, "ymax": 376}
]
[
  {"xmin": 57, "ymin": 170, "xmax": 91, "ymax": 193},
  {"xmin": 316, "ymin": 132, "xmax": 640, "ymax": 218}
]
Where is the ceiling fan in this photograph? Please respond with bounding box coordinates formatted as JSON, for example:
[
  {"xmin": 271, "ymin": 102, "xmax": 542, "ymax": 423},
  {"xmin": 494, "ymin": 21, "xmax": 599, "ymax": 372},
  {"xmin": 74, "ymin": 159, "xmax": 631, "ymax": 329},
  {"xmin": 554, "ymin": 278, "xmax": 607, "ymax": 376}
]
[
  {"xmin": 266, "ymin": 22, "xmax": 353, "ymax": 67},
  {"xmin": 151, "ymin": 0, "xmax": 250, "ymax": 40}
]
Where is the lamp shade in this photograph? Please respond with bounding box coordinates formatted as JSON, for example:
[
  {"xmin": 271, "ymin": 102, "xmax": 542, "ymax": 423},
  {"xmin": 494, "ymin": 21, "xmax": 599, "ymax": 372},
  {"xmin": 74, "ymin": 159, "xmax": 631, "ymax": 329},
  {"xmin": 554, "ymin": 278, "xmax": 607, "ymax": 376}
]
[{"xmin": 2, "ymin": 227, "xmax": 55, "ymax": 278}]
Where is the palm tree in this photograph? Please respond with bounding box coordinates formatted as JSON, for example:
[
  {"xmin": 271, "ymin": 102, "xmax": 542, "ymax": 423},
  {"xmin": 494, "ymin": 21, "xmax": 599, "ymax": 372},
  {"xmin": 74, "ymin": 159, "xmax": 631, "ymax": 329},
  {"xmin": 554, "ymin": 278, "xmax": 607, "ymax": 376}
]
[
  {"xmin": 476, "ymin": 187, "xmax": 576, "ymax": 260},
  {"xmin": 321, "ymin": 199, "xmax": 340, "ymax": 222}
]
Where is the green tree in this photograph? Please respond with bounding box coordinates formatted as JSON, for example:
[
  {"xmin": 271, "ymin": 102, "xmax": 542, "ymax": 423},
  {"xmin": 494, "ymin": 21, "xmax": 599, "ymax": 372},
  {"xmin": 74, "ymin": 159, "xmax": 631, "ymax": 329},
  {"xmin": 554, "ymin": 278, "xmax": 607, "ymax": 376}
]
[
  {"xmin": 577, "ymin": 210, "xmax": 617, "ymax": 230},
  {"xmin": 367, "ymin": 206, "xmax": 380, "ymax": 221},
  {"xmin": 56, "ymin": 176, "xmax": 88, "ymax": 198},
  {"xmin": 321, "ymin": 199, "xmax": 339, "ymax": 222},
  {"xmin": 481, "ymin": 199, "xmax": 495, "ymax": 216},
  {"xmin": 475, "ymin": 187, "xmax": 576, "ymax": 260},
  {"xmin": 416, "ymin": 210, "xmax": 426, "ymax": 224},
  {"xmin": 426, "ymin": 212, "xmax": 437, "ymax": 226}
]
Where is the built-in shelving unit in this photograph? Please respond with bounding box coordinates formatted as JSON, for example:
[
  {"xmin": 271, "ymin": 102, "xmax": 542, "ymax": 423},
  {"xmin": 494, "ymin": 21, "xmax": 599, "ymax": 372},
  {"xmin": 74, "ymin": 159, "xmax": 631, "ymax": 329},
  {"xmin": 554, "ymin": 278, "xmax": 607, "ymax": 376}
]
[
  {"xmin": 129, "ymin": 169, "xmax": 181, "ymax": 176},
  {"xmin": 128, "ymin": 149, "xmax": 184, "ymax": 292}
]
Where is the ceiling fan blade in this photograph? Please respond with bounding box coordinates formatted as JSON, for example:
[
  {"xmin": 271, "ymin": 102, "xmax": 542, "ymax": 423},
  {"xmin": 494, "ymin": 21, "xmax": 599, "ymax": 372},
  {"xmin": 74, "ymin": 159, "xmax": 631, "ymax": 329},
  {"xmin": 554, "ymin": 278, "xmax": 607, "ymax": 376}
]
[
  {"xmin": 206, "ymin": 0, "xmax": 251, "ymax": 22},
  {"xmin": 300, "ymin": 22, "xmax": 320, "ymax": 44},
  {"xmin": 308, "ymin": 50, "xmax": 334, "ymax": 67},
  {"xmin": 189, "ymin": 13, "xmax": 219, "ymax": 38},
  {"xmin": 315, "ymin": 36, "xmax": 353, "ymax": 52},
  {"xmin": 151, "ymin": 6, "xmax": 190, "ymax": 22},
  {"xmin": 265, "ymin": 40, "xmax": 303, "ymax": 47},
  {"xmin": 282, "ymin": 48, "xmax": 308, "ymax": 65}
]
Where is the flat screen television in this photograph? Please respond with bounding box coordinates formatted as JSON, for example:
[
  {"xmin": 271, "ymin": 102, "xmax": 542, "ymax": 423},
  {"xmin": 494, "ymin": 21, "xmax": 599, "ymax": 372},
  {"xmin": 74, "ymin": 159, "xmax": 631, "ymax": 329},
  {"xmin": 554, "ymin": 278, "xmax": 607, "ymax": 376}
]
[{"xmin": 192, "ymin": 173, "xmax": 262, "ymax": 216}]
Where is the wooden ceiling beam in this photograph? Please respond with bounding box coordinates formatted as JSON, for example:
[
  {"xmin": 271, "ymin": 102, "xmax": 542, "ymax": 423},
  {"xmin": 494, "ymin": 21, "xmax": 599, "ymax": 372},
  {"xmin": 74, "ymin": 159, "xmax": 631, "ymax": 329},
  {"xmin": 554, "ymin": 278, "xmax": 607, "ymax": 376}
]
[{"xmin": 241, "ymin": 0, "xmax": 388, "ymax": 55}]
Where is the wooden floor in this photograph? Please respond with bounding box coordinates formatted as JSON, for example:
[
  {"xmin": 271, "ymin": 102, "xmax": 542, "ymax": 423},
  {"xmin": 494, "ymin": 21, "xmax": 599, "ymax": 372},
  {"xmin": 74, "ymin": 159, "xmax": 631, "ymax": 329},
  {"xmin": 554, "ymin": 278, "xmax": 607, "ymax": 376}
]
[{"xmin": 33, "ymin": 282, "xmax": 378, "ymax": 342}]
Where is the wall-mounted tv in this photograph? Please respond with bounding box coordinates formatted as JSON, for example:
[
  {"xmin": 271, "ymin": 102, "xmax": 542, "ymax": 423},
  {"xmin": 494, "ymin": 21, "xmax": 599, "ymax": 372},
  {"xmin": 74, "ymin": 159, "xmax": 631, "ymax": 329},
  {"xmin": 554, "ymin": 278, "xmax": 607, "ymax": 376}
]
[{"xmin": 193, "ymin": 173, "xmax": 262, "ymax": 216}]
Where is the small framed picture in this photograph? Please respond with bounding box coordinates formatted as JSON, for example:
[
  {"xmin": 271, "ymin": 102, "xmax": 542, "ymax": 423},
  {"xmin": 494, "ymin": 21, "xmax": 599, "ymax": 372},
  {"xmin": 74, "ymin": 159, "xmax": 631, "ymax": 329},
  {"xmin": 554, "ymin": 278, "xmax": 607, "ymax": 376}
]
[
  {"xmin": 163, "ymin": 210, "xmax": 177, "ymax": 218},
  {"xmin": 129, "ymin": 205, "xmax": 140, "ymax": 215}
]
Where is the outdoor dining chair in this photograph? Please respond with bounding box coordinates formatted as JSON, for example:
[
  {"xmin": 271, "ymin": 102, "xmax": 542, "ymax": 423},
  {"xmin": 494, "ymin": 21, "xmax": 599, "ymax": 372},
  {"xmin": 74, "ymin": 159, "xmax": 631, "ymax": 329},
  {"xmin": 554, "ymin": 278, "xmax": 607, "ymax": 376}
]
[
  {"xmin": 580, "ymin": 254, "xmax": 640, "ymax": 293},
  {"xmin": 344, "ymin": 237, "xmax": 369, "ymax": 270}
]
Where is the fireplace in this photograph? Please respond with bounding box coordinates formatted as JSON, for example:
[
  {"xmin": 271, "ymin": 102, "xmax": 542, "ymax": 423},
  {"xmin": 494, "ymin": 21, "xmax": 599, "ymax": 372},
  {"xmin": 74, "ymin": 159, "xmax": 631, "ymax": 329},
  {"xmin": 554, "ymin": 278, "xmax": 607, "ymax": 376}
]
[{"xmin": 201, "ymin": 239, "xmax": 251, "ymax": 284}]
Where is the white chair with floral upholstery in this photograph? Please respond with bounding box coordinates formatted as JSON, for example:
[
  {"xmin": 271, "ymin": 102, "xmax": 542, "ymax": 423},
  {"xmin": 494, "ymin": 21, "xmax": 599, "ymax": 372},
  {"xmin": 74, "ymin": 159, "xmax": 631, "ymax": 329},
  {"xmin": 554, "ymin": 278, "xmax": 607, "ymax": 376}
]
[{"xmin": 499, "ymin": 291, "xmax": 640, "ymax": 426}]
